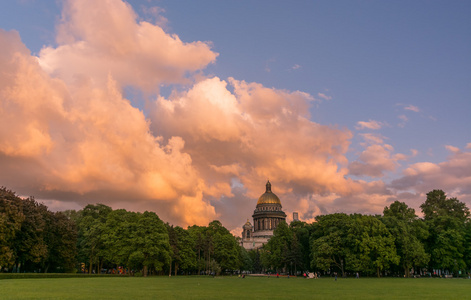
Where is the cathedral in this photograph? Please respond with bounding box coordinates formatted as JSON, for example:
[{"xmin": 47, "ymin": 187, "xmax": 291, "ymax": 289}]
[{"xmin": 241, "ymin": 180, "xmax": 287, "ymax": 250}]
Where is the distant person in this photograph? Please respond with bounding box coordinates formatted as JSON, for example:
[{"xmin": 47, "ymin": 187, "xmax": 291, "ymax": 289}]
[{"xmin": 356, "ymin": 272, "xmax": 359, "ymax": 279}]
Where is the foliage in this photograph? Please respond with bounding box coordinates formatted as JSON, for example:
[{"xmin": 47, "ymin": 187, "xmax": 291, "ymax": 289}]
[
  {"xmin": 0, "ymin": 187, "xmax": 77, "ymax": 273},
  {"xmin": 75, "ymin": 204, "xmax": 112, "ymax": 274},
  {"xmin": 310, "ymin": 213, "xmax": 352, "ymax": 276},
  {"xmin": 261, "ymin": 221, "xmax": 303, "ymax": 274},
  {"xmin": 167, "ymin": 225, "xmax": 197, "ymax": 275},
  {"xmin": 1, "ymin": 186, "xmax": 470, "ymax": 277},
  {"xmin": 186, "ymin": 221, "xmax": 241, "ymax": 275},
  {"xmin": 382, "ymin": 201, "xmax": 429, "ymax": 277},
  {"xmin": 0, "ymin": 188, "xmax": 24, "ymax": 269},
  {"xmin": 420, "ymin": 190, "xmax": 469, "ymax": 274}
]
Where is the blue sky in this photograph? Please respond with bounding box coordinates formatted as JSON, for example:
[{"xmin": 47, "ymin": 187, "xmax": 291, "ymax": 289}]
[{"xmin": 0, "ymin": 0, "xmax": 470, "ymax": 231}]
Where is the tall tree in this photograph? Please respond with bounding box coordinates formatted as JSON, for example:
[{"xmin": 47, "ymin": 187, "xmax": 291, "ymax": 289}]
[
  {"xmin": 347, "ymin": 214, "xmax": 399, "ymax": 277},
  {"xmin": 310, "ymin": 213, "xmax": 351, "ymax": 276},
  {"xmin": 290, "ymin": 220, "xmax": 312, "ymax": 272},
  {"xmin": 383, "ymin": 201, "xmax": 429, "ymax": 277},
  {"xmin": 420, "ymin": 190, "xmax": 469, "ymax": 274},
  {"xmin": 261, "ymin": 221, "xmax": 301, "ymax": 274},
  {"xmin": 132, "ymin": 211, "xmax": 171, "ymax": 276},
  {"xmin": 43, "ymin": 211, "xmax": 77, "ymax": 272},
  {"xmin": 464, "ymin": 221, "xmax": 471, "ymax": 272},
  {"xmin": 421, "ymin": 190, "xmax": 470, "ymax": 222},
  {"xmin": 13, "ymin": 198, "xmax": 49, "ymax": 272},
  {"xmin": 208, "ymin": 220, "xmax": 240, "ymax": 273},
  {"xmin": 102, "ymin": 209, "xmax": 139, "ymax": 269},
  {"xmin": 0, "ymin": 188, "xmax": 24, "ymax": 271},
  {"xmin": 76, "ymin": 204, "xmax": 112, "ymax": 273},
  {"xmin": 187, "ymin": 225, "xmax": 206, "ymax": 275},
  {"xmin": 238, "ymin": 246, "xmax": 253, "ymax": 273},
  {"xmin": 167, "ymin": 225, "xmax": 197, "ymax": 275},
  {"xmin": 247, "ymin": 249, "xmax": 262, "ymax": 273}
]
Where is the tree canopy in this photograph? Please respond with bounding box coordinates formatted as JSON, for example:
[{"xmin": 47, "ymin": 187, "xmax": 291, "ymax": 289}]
[{"xmin": 1, "ymin": 187, "xmax": 470, "ymax": 277}]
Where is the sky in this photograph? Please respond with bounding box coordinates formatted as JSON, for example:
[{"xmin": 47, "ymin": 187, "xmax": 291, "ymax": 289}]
[{"xmin": 0, "ymin": 0, "xmax": 470, "ymax": 235}]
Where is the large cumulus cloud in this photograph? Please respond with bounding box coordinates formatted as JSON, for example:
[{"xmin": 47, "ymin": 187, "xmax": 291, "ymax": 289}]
[
  {"xmin": 0, "ymin": 0, "xmax": 218, "ymax": 226},
  {"xmin": 0, "ymin": 0, "xmax": 355, "ymax": 229},
  {"xmin": 39, "ymin": 0, "xmax": 217, "ymax": 92}
]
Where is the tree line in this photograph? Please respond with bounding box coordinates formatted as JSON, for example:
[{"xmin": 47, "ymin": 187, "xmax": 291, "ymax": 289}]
[{"xmin": 1, "ymin": 187, "xmax": 470, "ymax": 277}]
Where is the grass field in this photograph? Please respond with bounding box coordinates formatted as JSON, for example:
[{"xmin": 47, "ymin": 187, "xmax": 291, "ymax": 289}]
[{"xmin": 1, "ymin": 275, "xmax": 469, "ymax": 299}]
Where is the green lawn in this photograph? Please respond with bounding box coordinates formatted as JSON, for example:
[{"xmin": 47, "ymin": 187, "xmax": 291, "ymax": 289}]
[{"xmin": 1, "ymin": 276, "xmax": 469, "ymax": 299}]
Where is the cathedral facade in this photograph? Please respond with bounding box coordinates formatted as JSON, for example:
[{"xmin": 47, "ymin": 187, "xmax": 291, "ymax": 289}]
[{"xmin": 241, "ymin": 181, "xmax": 286, "ymax": 250}]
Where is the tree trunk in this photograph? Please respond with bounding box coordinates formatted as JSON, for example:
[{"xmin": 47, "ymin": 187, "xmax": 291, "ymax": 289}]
[
  {"xmin": 377, "ymin": 267, "xmax": 380, "ymax": 278},
  {"xmin": 169, "ymin": 259, "xmax": 172, "ymax": 276},
  {"xmin": 143, "ymin": 265, "xmax": 148, "ymax": 277},
  {"xmin": 175, "ymin": 262, "xmax": 178, "ymax": 276},
  {"xmin": 89, "ymin": 259, "xmax": 93, "ymax": 274},
  {"xmin": 208, "ymin": 251, "xmax": 211, "ymax": 274},
  {"xmin": 198, "ymin": 250, "xmax": 201, "ymax": 275}
]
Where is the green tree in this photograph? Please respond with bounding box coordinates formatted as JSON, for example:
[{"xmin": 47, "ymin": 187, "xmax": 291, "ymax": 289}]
[
  {"xmin": 421, "ymin": 190, "xmax": 470, "ymax": 222},
  {"xmin": 102, "ymin": 209, "xmax": 139, "ymax": 269},
  {"xmin": 167, "ymin": 225, "xmax": 197, "ymax": 275},
  {"xmin": 13, "ymin": 197, "xmax": 49, "ymax": 272},
  {"xmin": 310, "ymin": 213, "xmax": 351, "ymax": 276},
  {"xmin": 43, "ymin": 211, "xmax": 77, "ymax": 272},
  {"xmin": 383, "ymin": 201, "xmax": 429, "ymax": 277},
  {"xmin": 261, "ymin": 221, "xmax": 301, "ymax": 274},
  {"xmin": 133, "ymin": 211, "xmax": 171, "ymax": 276},
  {"xmin": 347, "ymin": 214, "xmax": 399, "ymax": 277},
  {"xmin": 208, "ymin": 220, "xmax": 240, "ymax": 273},
  {"xmin": 75, "ymin": 204, "xmax": 112, "ymax": 273},
  {"xmin": 247, "ymin": 249, "xmax": 262, "ymax": 273},
  {"xmin": 420, "ymin": 190, "xmax": 469, "ymax": 274},
  {"xmin": 187, "ymin": 221, "xmax": 241, "ymax": 275},
  {"xmin": 238, "ymin": 246, "xmax": 253, "ymax": 272},
  {"xmin": 187, "ymin": 225, "xmax": 206, "ymax": 275},
  {"xmin": 290, "ymin": 220, "xmax": 311, "ymax": 272},
  {"xmin": 0, "ymin": 188, "xmax": 24, "ymax": 271},
  {"xmin": 464, "ymin": 222, "xmax": 471, "ymax": 272}
]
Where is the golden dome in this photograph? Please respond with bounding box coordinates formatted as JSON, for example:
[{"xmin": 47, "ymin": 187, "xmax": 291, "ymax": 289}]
[{"xmin": 256, "ymin": 180, "xmax": 282, "ymax": 205}]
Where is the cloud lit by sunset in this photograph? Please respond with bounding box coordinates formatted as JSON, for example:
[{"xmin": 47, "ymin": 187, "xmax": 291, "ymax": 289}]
[{"xmin": 0, "ymin": 0, "xmax": 470, "ymax": 233}]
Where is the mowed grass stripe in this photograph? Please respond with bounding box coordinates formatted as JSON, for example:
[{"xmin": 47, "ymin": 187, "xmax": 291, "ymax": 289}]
[{"xmin": 1, "ymin": 276, "xmax": 469, "ymax": 299}]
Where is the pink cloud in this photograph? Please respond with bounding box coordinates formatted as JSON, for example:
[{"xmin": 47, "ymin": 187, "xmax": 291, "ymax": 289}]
[
  {"xmin": 404, "ymin": 105, "xmax": 420, "ymax": 112},
  {"xmin": 0, "ymin": 5, "xmax": 358, "ymax": 229},
  {"xmin": 355, "ymin": 119, "xmax": 383, "ymax": 130},
  {"xmin": 151, "ymin": 77, "xmax": 357, "ymax": 203},
  {"xmin": 317, "ymin": 93, "xmax": 332, "ymax": 101},
  {"xmin": 359, "ymin": 133, "xmax": 385, "ymax": 145},
  {"xmin": 390, "ymin": 146, "xmax": 471, "ymax": 210},
  {"xmin": 38, "ymin": 0, "xmax": 218, "ymax": 92},
  {"xmin": 0, "ymin": 4, "xmax": 219, "ymax": 226},
  {"xmin": 349, "ymin": 144, "xmax": 398, "ymax": 177}
]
